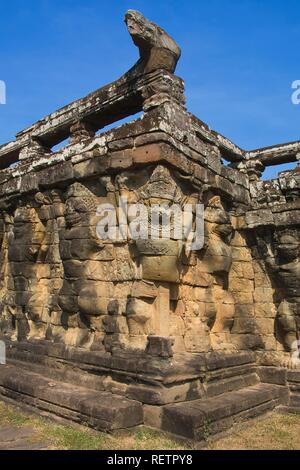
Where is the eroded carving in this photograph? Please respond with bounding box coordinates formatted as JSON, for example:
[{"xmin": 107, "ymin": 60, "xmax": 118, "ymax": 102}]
[
  {"xmin": 257, "ymin": 227, "xmax": 300, "ymax": 367},
  {"xmin": 202, "ymin": 195, "xmax": 235, "ymax": 351}
]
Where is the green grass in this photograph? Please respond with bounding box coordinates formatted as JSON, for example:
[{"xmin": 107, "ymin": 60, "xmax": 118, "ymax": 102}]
[
  {"xmin": 0, "ymin": 402, "xmax": 191, "ymax": 450},
  {"xmin": 0, "ymin": 403, "xmax": 31, "ymax": 427},
  {"xmin": 0, "ymin": 401, "xmax": 300, "ymax": 450}
]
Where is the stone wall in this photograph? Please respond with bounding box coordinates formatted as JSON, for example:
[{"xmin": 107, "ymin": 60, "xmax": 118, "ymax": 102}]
[{"xmin": 0, "ymin": 10, "xmax": 299, "ymax": 374}]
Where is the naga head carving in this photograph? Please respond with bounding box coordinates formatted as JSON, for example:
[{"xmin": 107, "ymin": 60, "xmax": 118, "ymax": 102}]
[{"xmin": 125, "ymin": 10, "xmax": 181, "ymax": 73}]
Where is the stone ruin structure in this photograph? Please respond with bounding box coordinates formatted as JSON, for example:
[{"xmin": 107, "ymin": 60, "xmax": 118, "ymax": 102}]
[{"xmin": 0, "ymin": 10, "xmax": 299, "ymax": 441}]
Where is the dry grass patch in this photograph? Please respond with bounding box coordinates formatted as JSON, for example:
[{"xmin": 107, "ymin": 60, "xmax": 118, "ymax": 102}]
[
  {"xmin": 0, "ymin": 402, "xmax": 300, "ymax": 450},
  {"xmin": 207, "ymin": 413, "xmax": 300, "ymax": 450}
]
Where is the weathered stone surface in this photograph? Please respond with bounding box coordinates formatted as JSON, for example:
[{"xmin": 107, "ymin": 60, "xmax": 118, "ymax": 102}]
[
  {"xmin": 0, "ymin": 8, "xmax": 299, "ymax": 442},
  {"xmin": 0, "ymin": 364, "xmax": 143, "ymax": 431},
  {"xmin": 161, "ymin": 383, "xmax": 288, "ymax": 440},
  {"xmin": 125, "ymin": 10, "xmax": 181, "ymax": 74},
  {"xmin": 0, "ymin": 427, "xmax": 51, "ymax": 450},
  {"xmin": 146, "ymin": 335, "xmax": 174, "ymax": 358}
]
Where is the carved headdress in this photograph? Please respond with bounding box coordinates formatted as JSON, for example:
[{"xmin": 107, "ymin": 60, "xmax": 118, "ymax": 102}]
[
  {"xmin": 66, "ymin": 183, "xmax": 98, "ymax": 212},
  {"xmin": 139, "ymin": 165, "xmax": 181, "ymax": 202}
]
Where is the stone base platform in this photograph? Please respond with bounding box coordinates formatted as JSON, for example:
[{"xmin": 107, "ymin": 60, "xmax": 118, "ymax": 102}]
[
  {"xmin": 0, "ymin": 340, "xmax": 296, "ymax": 441},
  {"xmin": 157, "ymin": 383, "xmax": 288, "ymax": 440},
  {"xmin": 279, "ymin": 370, "xmax": 300, "ymax": 415},
  {"xmin": 3, "ymin": 339, "xmax": 260, "ymax": 406},
  {"xmin": 0, "ymin": 364, "xmax": 143, "ymax": 432}
]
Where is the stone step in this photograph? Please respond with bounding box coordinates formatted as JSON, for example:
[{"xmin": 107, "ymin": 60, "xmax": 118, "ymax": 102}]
[
  {"xmin": 8, "ymin": 354, "xmax": 259, "ymax": 405},
  {"xmin": 280, "ymin": 406, "xmax": 300, "ymax": 415},
  {"xmin": 204, "ymin": 352, "xmax": 260, "ymax": 397},
  {"xmin": 0, "ymin": 364, "xmax": 143, "ymax": 432},
  {"xmin": 287, "ymin": 370, "xmax": 300, "ymax": 396},
  {"xmin": 287, "ymin": 370, "xmax": 300, "ymax": 384},
  {"xmin": 161, "ymin": 383, "xmax": 289, "ymax": 440},
  {"xmin": 282, "ymin": 370, "xmax": 300, "ymax": 414},
  {"xmin": 206, "ymin": 372, "xmax": 260, "ymax": 398},
  {"xmin": 290, "ymin": 393, "xmax": 300, "ymax": 407}
]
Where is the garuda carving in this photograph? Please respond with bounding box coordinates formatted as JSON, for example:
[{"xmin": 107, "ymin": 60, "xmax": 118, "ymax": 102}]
[
  {"xmin": 202, "ymin": 194, "xmax": 235, "ymax": 351},
  {"xmin": 57, "ymin": 182, "xmax": 110, "ymax": 348},
  {"xmin": 257, "ymin": 227, "xmax": 300, "ymax": 368},
  {"xmin": 7, "ymin": 191, "xmax": 64, "ymax": 340}
]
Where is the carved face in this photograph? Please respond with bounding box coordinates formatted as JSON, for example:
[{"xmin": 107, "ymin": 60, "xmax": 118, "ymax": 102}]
[
  {"xmin": 14, "ymin": 207, "xmax": 32, "ymax": 225},
  {"xmin": 65, "ymin": 197, "xmax": 89, "ymax": 227},
  {"xmin": 205, "ymin": 206, "xmax": 233, "ymax": 244},
  {"xmin": 13, "ymin": 207, "xmax": 40, "ymax": 240},
  {"xmin": 213, "ymin": 213, "xmax": 233, "ymax": 243},
  {"xmin": 65, "ymin": 183, "xmax": 97, "ymax": 228},
  {"xmin": 275, "ymin": 230, "xmax": 300, "ymax": 263}
]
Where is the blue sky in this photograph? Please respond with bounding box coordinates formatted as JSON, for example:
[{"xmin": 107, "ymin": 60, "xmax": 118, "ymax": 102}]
[{"xmin": 0, "ymin": 0, "xmax": 299, "ymax": 179}]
